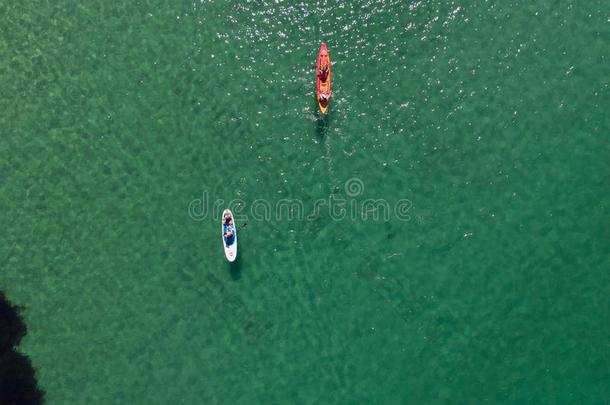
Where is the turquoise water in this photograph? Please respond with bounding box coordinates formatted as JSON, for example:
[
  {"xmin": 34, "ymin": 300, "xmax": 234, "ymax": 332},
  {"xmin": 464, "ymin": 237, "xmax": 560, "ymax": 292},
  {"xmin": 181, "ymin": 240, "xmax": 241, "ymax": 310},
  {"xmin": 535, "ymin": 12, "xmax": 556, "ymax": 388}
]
[{"xmin": 1, "ymin": 0, "xmax": 609, "ymax": 403}]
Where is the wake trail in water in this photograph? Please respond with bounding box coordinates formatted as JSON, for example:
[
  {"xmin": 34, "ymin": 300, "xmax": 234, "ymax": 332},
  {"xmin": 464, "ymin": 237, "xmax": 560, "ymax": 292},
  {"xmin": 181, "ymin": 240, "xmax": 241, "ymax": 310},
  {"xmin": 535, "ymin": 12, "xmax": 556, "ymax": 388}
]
[{"xmin": 324, "ymin": 127, "xmax": 337, "ymax": 190}]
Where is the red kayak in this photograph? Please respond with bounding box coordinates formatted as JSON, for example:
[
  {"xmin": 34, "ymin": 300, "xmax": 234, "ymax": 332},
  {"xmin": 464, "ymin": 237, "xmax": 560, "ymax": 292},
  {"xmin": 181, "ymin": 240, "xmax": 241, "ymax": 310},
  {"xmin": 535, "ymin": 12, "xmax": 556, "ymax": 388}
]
[{"xmin": 316, "ymin": 43, "xmax": 331, "ymax": 115}]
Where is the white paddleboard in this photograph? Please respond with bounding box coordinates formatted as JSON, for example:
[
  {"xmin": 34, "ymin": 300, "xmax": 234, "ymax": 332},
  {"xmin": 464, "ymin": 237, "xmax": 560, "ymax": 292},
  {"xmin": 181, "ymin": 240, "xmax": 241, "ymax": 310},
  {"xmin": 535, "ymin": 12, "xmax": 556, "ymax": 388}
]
[{"xmin": 221, "ymin": 209, "xmax": 237, "ymax": 262}]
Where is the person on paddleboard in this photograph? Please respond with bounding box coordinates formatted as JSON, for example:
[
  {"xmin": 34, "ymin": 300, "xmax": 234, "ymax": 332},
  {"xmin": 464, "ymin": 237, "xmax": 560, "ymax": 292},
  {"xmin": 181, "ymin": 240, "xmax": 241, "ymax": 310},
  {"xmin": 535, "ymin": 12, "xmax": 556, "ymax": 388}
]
[
  {"xmin": 223, "ymin": 223, "xmax": 234, "ymax": 242},
  {"xmin": 223, "ymin": 212, "xmax": 233, "ymax": 225}
]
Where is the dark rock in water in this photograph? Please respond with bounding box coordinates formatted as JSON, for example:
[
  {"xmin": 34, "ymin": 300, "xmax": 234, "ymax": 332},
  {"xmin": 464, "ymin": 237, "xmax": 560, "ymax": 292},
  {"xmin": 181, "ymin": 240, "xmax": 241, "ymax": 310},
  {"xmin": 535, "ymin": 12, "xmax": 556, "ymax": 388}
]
[
  {"xmin": 0, "ymin": 350, "xmax": 44, "ymax": 405},
  {"xmin": 0, "ymin": 292, "xmax": 27, "ymax": 354},
  {"xmin": 0, "ymin": 291, "xmax": 45, "ymax": 405}
]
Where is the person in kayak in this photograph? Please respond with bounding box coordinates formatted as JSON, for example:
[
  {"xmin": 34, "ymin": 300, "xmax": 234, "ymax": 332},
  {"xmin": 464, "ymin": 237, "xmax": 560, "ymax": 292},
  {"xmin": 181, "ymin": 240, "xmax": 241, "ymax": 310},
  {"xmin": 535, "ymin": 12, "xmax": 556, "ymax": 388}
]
[
  {"xmin": 319, "ymin": 65, "xmax": 329, "ymax": 82},
  {"xmin": 319, "ymin": 93, "xmax": 329, "ymax": 103}
]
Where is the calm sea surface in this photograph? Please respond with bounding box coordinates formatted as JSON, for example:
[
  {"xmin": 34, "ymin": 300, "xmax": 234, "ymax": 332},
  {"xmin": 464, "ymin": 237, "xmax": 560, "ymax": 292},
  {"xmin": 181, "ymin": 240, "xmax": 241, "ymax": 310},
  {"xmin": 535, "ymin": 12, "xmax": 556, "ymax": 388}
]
[{"xmin": 1, "ymin": 1, "xmax": 608, "ymax": 403}]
